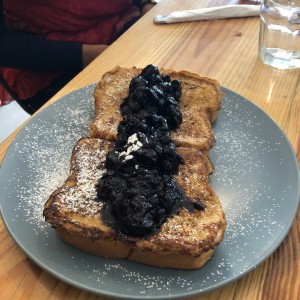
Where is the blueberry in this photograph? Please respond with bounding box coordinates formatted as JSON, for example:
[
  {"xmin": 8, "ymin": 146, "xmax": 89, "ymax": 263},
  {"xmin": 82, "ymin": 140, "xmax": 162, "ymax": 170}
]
[{"xmin": 96, "ymin": 65, "xmax": 205, "ymax": 238}]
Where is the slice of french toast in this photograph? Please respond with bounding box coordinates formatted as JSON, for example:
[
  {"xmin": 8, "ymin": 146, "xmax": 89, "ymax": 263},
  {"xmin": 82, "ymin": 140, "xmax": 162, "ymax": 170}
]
[
  {"xmin": 43, "ymin": 138, "xmax": 226, "ymax": 269},
  {"xmin": 90, "ymin": 66, "xmax": 223, "ymax": 152}
]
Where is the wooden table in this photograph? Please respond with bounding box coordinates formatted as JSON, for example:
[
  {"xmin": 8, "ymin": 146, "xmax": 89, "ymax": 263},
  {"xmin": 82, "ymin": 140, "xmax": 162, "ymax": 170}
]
[{"xmin": 1, "ymin": 0, "xmax": 299, "ymax": 299}]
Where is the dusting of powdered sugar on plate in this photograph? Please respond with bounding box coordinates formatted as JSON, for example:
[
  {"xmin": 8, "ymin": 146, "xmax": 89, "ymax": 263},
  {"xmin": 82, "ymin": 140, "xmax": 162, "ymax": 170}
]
[
  {"xmin": 212, "ymin": 94, "xmax": 284, "ymax": 233},
  {"xmin": 0, "ymin": 85, "xmax": 298, "ymax": 299},
  {"xmin": 2, "ymin": 85, "xmax": 95, "ymax": 234}
]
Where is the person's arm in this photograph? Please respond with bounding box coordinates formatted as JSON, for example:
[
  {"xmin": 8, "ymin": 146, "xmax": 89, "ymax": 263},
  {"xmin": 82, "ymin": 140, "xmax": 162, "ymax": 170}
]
[
  {"xmin": 0, "ymin": 1, "xmax": 106, "ymax": 72},
  {"xmin": 0, "ymin": 30, "xmax": 83, "ymax": 72}
]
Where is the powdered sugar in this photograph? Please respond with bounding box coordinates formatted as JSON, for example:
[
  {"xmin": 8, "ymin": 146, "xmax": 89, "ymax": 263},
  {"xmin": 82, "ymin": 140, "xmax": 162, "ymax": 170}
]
[
  {"xmin": 118, "ymin": 133, "xmax": 143, "ymax": 162},
  {"xmin": 54, "ymin": 141, "xmax": 106, "ymax": 216},
  {"xmin": 209, "ymin": 91, "xmax": 294, "ymax": 263},
  {"xmin": 5, "ymin": 86, "xmax": 95, "ymax": 233}
]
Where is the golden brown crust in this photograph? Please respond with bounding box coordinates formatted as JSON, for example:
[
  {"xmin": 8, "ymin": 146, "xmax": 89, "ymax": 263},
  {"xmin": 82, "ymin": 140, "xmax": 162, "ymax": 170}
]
[
  {"xmin": 56, "ymin": 227, "xmax": 215, "ymax": 269},
  {"xmin": 128, "ymin": 247, "xmax": 215, "ymax": 269},
  {"xmin": 56, "ymin": 227, "xmax": 131, "ymax": 259},
  {"xmin": 89, "ymin": 66, "xmax": 223, "ymax": 151},
  {"xmin": 43, "ymin": 138, "xmax": 226, "ymax": 269}
]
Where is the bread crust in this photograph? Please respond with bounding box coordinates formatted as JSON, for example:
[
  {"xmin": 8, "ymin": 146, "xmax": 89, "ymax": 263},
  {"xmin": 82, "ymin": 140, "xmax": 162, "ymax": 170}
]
[{"xmin": 56, "ymin": 227, "xmax": 215, "ymax": 269}]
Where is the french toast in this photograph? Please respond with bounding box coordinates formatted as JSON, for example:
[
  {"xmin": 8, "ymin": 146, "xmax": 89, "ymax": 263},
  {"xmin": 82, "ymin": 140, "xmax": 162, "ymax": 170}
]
[
  {"xmin": 43, "ymin": 138, "xmax": 226, "ymax": 269},
  {"xmin": 90, "ymin": 66, "xmax": 223, "ymax": 152},
  {"xmin": 44, "ymin": 65, "xmax": 226, "ymax": 269}
]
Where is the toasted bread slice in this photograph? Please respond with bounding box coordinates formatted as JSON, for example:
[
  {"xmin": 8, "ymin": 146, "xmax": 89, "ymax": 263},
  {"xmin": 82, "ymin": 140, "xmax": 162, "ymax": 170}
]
[
  {"xmin": 44, "ymin": 138, "xmax": 226, "ymax": 269},
  {"xmin": 90, "ymin": 66, "xmax": 223, "ymax": 152}
]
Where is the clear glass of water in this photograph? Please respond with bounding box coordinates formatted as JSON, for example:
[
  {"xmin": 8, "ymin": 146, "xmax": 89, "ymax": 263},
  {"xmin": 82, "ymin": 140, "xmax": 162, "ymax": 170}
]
[{"xmin": 259, "ymin": 0, "xmax": 300, "ymax": 69}]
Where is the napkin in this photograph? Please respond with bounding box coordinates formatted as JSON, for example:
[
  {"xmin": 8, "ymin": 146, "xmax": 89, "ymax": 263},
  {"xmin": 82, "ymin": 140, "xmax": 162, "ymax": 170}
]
[{"xmin": 154, "ymin": 5, "xmax": 261, "ymax": 23}]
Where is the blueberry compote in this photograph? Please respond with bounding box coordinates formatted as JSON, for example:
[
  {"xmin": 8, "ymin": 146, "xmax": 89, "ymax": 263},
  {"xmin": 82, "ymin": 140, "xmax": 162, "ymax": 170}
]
[{"xmin": 96, "ymin": 65, "xmax": 205, "ymax": 238}]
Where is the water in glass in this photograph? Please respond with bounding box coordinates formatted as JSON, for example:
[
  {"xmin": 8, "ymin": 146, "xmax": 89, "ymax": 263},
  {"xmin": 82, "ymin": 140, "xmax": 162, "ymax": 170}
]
[{"xmin": 259, "ymin": 0, "xmax": 300, "ymax": 69}]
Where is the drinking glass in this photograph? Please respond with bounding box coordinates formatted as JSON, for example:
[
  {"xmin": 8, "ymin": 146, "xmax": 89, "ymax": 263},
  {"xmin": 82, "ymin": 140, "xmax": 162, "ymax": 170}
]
[{"xmin": 259, "ymin": 0, "xmax": 300, "ymax": 69}]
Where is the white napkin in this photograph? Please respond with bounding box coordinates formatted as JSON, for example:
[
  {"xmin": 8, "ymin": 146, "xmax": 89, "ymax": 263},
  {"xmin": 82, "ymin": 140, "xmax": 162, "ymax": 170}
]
[{"xmin": 154, "ymin": 5, "xmax": 261, "ymax": 24}]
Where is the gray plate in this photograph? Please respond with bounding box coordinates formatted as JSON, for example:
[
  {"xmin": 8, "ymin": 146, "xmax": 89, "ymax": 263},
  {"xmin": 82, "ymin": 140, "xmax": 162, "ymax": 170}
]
[{"xmin": 0, "ymin": 85, "xmax": 299, "ymax": 299}]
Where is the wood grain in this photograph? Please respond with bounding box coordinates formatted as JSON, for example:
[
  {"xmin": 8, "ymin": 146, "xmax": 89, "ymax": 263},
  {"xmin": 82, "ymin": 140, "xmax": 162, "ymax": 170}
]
[{"xmin": 0, "ymin": 0, "xmax": 299, "ymax": 299}]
